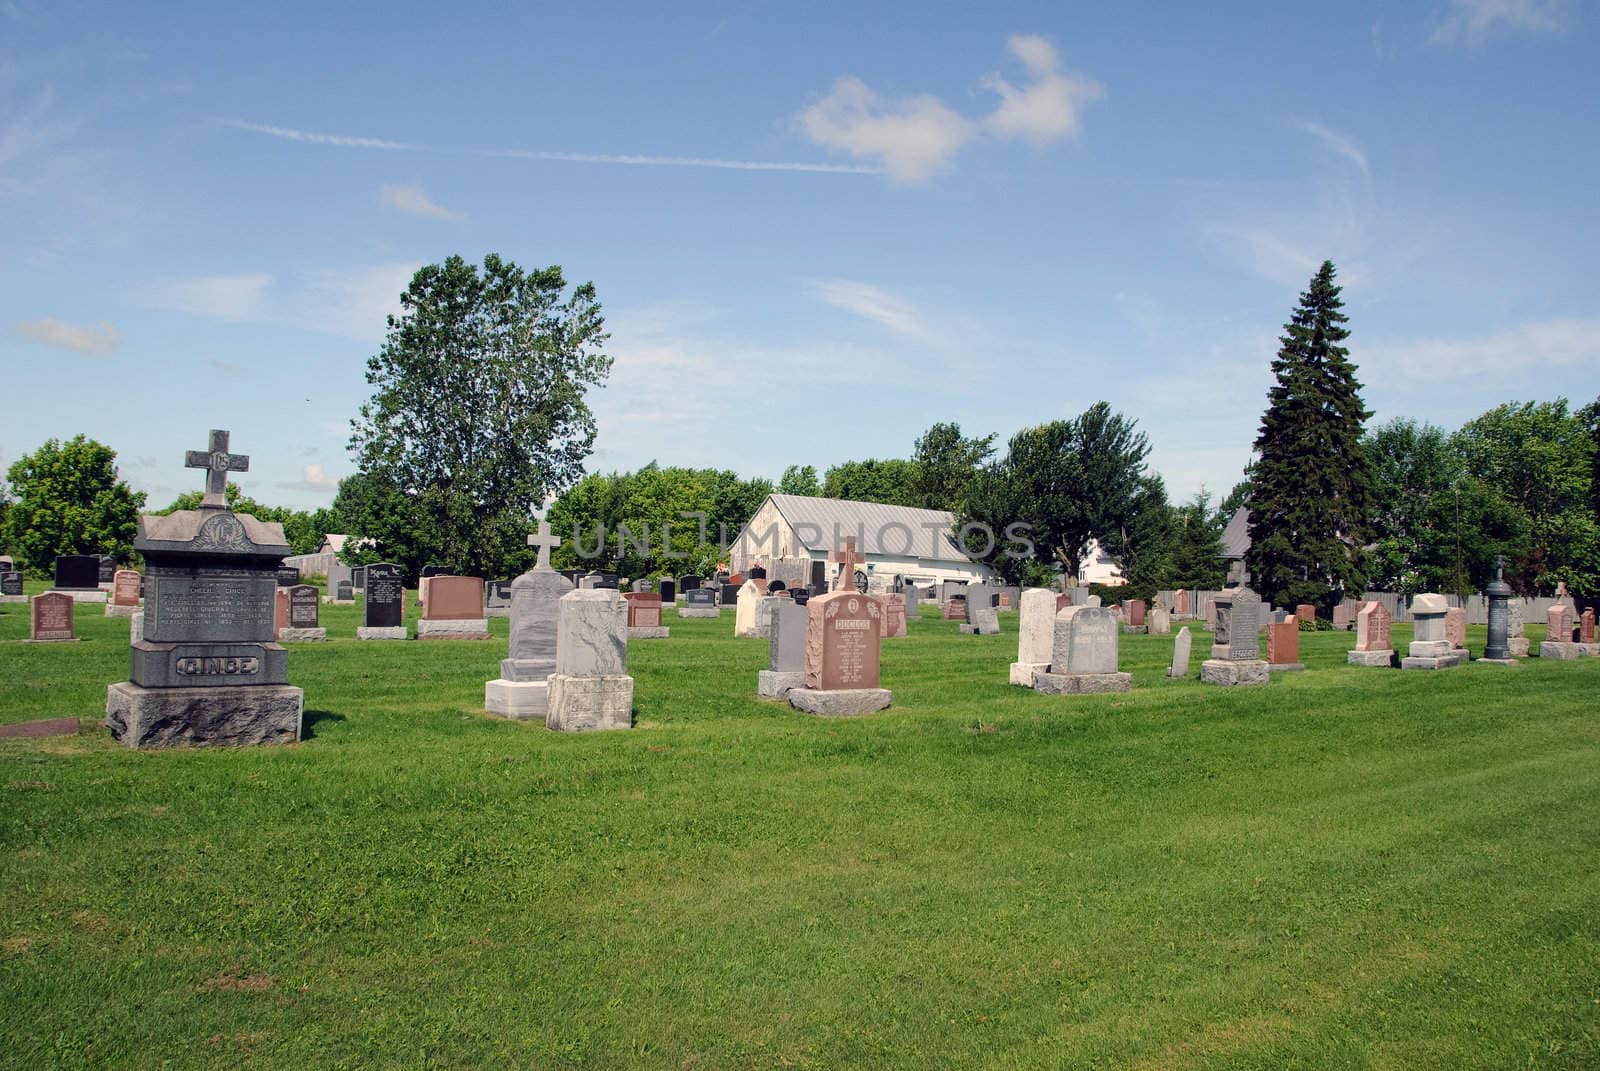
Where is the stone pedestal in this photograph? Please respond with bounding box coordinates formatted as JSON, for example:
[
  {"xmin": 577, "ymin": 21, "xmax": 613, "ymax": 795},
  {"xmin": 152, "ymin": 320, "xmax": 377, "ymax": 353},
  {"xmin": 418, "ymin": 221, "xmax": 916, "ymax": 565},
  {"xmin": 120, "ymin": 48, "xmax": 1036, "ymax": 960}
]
[
  {"xmin": 1508, "ymin": 637, "xmax": 1530, "ymax": 657},
  {"xmin": 416, "ymin": 618, "xmax": 490, "ymax": 640},
  {"xmin": 787, "ymin": 687, "xmax": 892, "ymax": 716},
  {"xmin": 678, "ymin": 607, "xmax": 719, "ymax": 619},
  {"xmin": 129, "ymin": 610, "xmax": 144, "ymax": 644},
  {"xmin": 277, "ymin": 627, "xmax": 327, "ymax": 643},
  {"xmin": 628, "ymin": 626, "xmax": 670, "ymax": 640},
  {"xmin": 0, "ymin": 595, "xmax": 25, "ymax": 605},
  {"xmin": 1122, "ymin": 625, "xmax": 1147, "ymax": 635},
  {"xmin": 959, "ymin": 622, "xmax": 1001, "ymax": 635},
  {"xmin": 1346, "ymin": 649, "xmax": 1393, "ymax": 667},
  {"xmin": 758, "ymin": 669, "xmax": 803, "ymax": 699},
  {"xmin": 484, "ymin": 678, "xmax": 549, "ymax": 720},
  {"xmin": 1268, "ymin": 662, "xmax": 1305, "ymax": 673},
  {"xmin": 1200, "ymin": 659, "xmax": 1269, "ymax": 686},
  {"xmin": 322, "ymin": 597, "xmax": 356, "ymax": 606},
  {"xmin": 1539, "ymin": 642, "xmax": 1599, "ymax": 660},
  {"xmin": 1033, "ymin": 671, "xmax": 1132, "ymax": 694},
  {"xmin": 1402, "ymin": 638, "xmax": 1460, "ymax": 669},
  {"xmin": 485, "ymin": 606, "xmax": 511, "ymax": 618},
  {"xmin": 545, "ymin": 673, "xmax": 633, "ymax": 731},
  {"xmin": 55, "ymin": 589, "xmax": 107, "ymax": 603},
  {"xmin": 358, "ymin": 626, "xmax": 408, "ymax": 640},
  {"xmin": 106, "ymin": 681, "xmax": 302, "ymax": 749},
  {"xmin": 1009, "ymin": 662, "xmax": 1049, "ymax": 687},
  {"xmin": 104, "ymin": 603, "xmax": 139, "ymax": 617}
]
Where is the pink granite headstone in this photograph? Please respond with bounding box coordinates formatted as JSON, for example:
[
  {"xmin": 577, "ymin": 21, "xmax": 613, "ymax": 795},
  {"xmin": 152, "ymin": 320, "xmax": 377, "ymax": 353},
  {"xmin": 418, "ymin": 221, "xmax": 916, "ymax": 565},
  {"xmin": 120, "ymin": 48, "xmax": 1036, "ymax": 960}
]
[
  {"xmin": 1582, "ymin": 608, "xmax": 1596, "ymax": 644},
  {"xmin": 1295, "ymin": 603, "xmax": 1316, "ymax": 626},
  {"xmin": 805, "ymin": 591, "xmax": 882, "ymax": 690},
  {"xmin": 1174, "ymin": 589, "xmax": 1190, "ymax": 615},
  {"xmin": 1056, "ymin": 594, "xmax": 1072, "ymax": 612},
  {"xmin": 880, "ymin": 592, "xmax": 907, "ymax": 638},
  {"xmin": 111, "ymin": 570, "xmax": 141, "ymax": 607},
  {"xmin": 1267, "ymin": 615, "xmax": 1300, "ymax": 664},
  {"xmin": 29, "ymin": 591, "xmax": 74, "ymax": 642},
  {"xmin": 1445, "ymin": 606, "xmax": 1467, "ymax": 650},
  {"xmin": 274, "ymin": 588, "xmax": 289, "ymax": 633},
  {"xmin": 1548, "ymin": 604, "xmax": 1574, "ymax": 642},
  {"xmin": 1356, "ymin": 601, "xmax": 1392, "ymax": 651},
  {"xmin": 624, "ymin": 592, "xmax": 663, "ymax": 628},
  {"xmin": 1125, "ymin": 599, "xmax": 1146, "ymax": 627},
  {"xmin": 423, "ymin": 576, "xmax": 485, "ymax": 621}
]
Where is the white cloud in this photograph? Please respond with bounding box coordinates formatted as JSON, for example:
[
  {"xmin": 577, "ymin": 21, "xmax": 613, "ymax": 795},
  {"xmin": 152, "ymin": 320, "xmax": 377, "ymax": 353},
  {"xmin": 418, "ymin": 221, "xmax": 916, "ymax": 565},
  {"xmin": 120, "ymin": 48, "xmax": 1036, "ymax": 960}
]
[
  {"xmin": 379, "ymin": 182, "xmax": 463, "ymax": 221},
  {"xmin": 1294, "ymin": 120, "xmax": 1370, "ymax": 176},
  {"xmin": 14, "ymin": 316, "xmax": 120, "ymax": 354},
  {"xmin": 796, "ymin": 36, "xmax": 1102, "ymax": 183},
  {"xmin": 1432, "ymin": 0, "xmax": 1569, "ymax": 42},
  {"xmin": 296, "ymin": 463, "xmax": 338, "ymax": 490},
  {"xmin": 808, "ymin": 279, "xmax": 936, "ymax": 341},
  {"xmin": 797, "ymin": 76, "xmax": 976, "ymax": 183},
  {"xmin": 1364, "ymin": 317, "xmax": 1600, "ymax": 378},
  {"xmin": 139, "ymin": 272, "xmax": 273, "ymax": 321},
  {"xmin": 981, "ymin": 34, "xmax": 1104, "ymax": 147}
]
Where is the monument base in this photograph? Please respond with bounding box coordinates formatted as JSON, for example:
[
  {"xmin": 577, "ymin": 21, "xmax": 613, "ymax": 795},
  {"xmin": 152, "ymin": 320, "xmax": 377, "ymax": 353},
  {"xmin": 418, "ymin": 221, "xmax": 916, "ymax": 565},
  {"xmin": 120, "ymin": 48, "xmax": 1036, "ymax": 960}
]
[
  {"xmin": 23, "ymin": 636, "xmax": 79, "ymax": 644},
  {"xmin": 357, "ymin": 626, "xmax": 407, "ymax": 641},
  {"xmin": 0, "ymin": 595, "xmax": 25, "ymax": 604},
  {"xmin": 104, "ymin": 603, "xmax": 139, "ymax": 617},
  {"xmin": 959, "ymin": 624, "xmax": 1000, "ymax": 635},
  {"xmin": 416, "ymin": 618, "xmax": 491, "ymax": 640},
  {"xmin": 1034, "ymin": 671, "xmax": 1132, "ymax": 695},
  {"xmin": 278, "ymin": 627, "xmax": 327, "ymax": 643},
  {"xmin": 1009, "ymin": 662, "xmax": 1049, "ymax": 687},
  {"xmin": 1346, "ymin": 649, "xmax": 1394, "ymax": 667},
  {"xmin": 787, "ymin": 687, "xmax": 893, "ymax": 716},
  {"xmin": 1401, "ymin": 653, "xmax": 1462, "ymax": 669},
  {"xmin": 485, "ymin": 678, "xmax": 549, "ymax": 720},
  {"xmin": 546, "ymin": 674, "xmax": 633, "ymax": 731},
  {"xmin": 55, "ymin": 589, "xmax": 106, "ymax": 603},
  {"xmin": 1539, "ymin": 642, "xmax": 1599, "ymax": 660},
  {"xmin": 678, "ymin": 607, "xmax": 719, "ymax": 619},
  {"xmin": 1508, "ymin": 638, "xmax": 1530, "ymax": 657},
  {"xmin": 628, "ymin": 626, "xmax": 670, "ymax": 640},
  {"xmin": 1268, "ymin": 662, "xmax": 1306, "ymax": 673},
  {"xmin": 1477, "ymin": 657, "xmax": 1519, "ymax": 666},
  {"xmin": 1122, "ymin": 625, "xmax": 1147, "ymax": 635},
  {"xmin": 130, "ymin": 611, "xmax": 143, "ymax": 643},
  {"xmin": 105, "ymin": 680, "xmax": 302, "ymax": 749},
  {"xmin": 758, "ymin": 670, "xmax": 803, "ymax": 699},
  {"xmin": 485, "ymin": 606, "xmax": 511, "ymax": 618},
  {"xmin": 1200, "ymin": 659, "xmax": 1269, "ymax": 686},
  {"xmin": 322, "ymin": 597, "xmax": 357, "ymax": 606},
  {"xmin": 735, "ymin": 627, "xmax": 770, "ymax": 639}
]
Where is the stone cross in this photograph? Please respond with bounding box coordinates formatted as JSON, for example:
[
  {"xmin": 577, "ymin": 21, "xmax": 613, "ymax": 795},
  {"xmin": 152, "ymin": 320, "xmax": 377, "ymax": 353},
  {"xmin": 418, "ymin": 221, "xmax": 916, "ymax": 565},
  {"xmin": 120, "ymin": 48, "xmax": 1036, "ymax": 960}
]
[
  {"xmin": 184, "ymin": 429, "xmax": 249, "ymax": 509},
  {"xmin": 831, "ymin": 538, "xmax": 865, "ymax": 592},
  {"xmin": 527, "ymin": 520, "xmax": 560, "ymax": 570}
]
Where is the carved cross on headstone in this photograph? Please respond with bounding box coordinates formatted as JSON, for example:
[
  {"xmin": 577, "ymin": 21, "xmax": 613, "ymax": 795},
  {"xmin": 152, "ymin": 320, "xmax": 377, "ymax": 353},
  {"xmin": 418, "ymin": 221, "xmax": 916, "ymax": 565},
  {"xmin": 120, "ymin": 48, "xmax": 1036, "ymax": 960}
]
[
  {"xmin": 527, "ymin": 520, "xmax": 560, "ymax": 571},
  {"xmin": 184, "ymin": 429, "xmax": 249, "ymax": 510},
  {"xmin": 831, "ymin": 538, "xmax": 865, "ymax": 592}
]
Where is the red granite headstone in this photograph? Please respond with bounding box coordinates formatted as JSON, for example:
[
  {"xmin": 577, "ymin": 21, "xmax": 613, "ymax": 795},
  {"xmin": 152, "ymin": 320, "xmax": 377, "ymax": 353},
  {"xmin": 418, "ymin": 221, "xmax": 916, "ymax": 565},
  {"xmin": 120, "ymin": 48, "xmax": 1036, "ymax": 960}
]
[
  {"xmin": 624, "ymin": 592, "xmax": 663, "ymax": 628},
  {"xmin": 943, "ymin": 597, "xmax": 966, "ymax": 620},
  {"xmin": 1267, "ymin": 616, "xmax": 1300, "ymax": 664},
  {"xmin": 880, "ymin": 592, "xmax": 907, "ymax": 638},
  {"xmin": 1547, "ymin": 604, "xmax": 1573, "ymax": 642},
  {"xmin": 1174, "ymin": 589, "xmax": 1191, "ymax": 615},
  {"xmin": 1056, "ymin": 594, "xmax": 1072, "ymax": 612},
  {"xmin": 423, "ymin": 576, "xmax": 485, "ymax": 620},
  {"xmin": 1445, "ymin": 606, "xmax": 1467, "ymax": 650},
  {"xmin": 1356, "ymin": 601, "xmax": 1391, "ymax": 651},
  {"xmin": 805, "ymin": 591, "xmax": 882, "ymax": 690},
  {"xmin": 29, "ymin": 591, "xmax": 74, "ymax": 642},
  {"xmin": 1582, "ymin": 608, "xmax": 1596, "ymax": 644},
  {"xmin": 1295, "ymin": 603, "xmax": 1316, "ymax": 626},
  {"xmin": 111, "ymin": 569, "xmax": 141, "ymax": 607},
  {"xmin": 274, "ymin": 588, "xmax": 289, "ymax": 633},
  {"xmin": 1125, "ymin": 599, "xmax": 1146, "ymax": 626}
]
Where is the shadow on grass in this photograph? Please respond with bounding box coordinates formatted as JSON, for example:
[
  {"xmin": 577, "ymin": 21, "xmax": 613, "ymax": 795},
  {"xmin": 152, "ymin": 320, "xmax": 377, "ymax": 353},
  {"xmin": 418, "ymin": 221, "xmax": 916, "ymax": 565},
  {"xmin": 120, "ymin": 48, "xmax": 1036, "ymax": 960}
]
[{"xmin": 300, "ymin": 710, "xmax": 346, "ymax": 740}]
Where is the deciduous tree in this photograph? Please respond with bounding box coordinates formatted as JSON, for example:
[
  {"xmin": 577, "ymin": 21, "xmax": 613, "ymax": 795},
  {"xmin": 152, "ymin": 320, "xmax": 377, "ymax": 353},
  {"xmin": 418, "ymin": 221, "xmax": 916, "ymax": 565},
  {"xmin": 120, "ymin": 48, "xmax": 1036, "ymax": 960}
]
[{"xmin": 4, "ymin": 435, "xmax": 144, "ymax": 575}]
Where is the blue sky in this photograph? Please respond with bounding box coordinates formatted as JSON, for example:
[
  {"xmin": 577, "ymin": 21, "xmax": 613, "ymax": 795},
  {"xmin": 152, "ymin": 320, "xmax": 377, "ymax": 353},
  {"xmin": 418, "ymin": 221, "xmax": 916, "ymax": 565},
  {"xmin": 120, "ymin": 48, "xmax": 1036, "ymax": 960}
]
[{"xmin": 3, "ymin": 1, "xmax": 1596, "ymax": 512}]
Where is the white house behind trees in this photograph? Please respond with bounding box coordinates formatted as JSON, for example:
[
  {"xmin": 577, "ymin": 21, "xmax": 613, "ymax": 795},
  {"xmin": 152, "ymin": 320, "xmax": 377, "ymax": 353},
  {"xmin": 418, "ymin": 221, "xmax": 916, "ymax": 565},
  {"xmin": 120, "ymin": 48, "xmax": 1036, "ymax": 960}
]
[{"xmin": 728, "ymin": 494, "xmax": 994, "ymax": 588}]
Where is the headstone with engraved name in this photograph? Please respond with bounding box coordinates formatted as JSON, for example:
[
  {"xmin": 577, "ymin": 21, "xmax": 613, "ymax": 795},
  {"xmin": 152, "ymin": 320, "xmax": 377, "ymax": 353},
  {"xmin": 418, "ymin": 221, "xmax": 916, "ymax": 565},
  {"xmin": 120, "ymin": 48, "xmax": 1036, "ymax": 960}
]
[
  {"xmin": 358, "ymin": 562, "xmax": 408, "ymax": 639},
  {"xmin": 28, "ymin": 591, "xmax": 76, "ymax": 642},
  {"xmin": 1539, "ymin": 602, "xmax": 1597, "ymax": 659},
  {"xmin": 485, "ymin": 578, "xmax": 514, "ymax": 617},
  {"xmin": 1010, "ymin": 588, "xmax": 1056, "ymax": 686},
  {"xmin": 1267, "ymin": 615, "xmax": 1304, "ymax": 671},
  {"xmin": 0, "ymin": 570, "xmax": 24, "ymax": 602},
  {"xmin": 279, "ymin": 584, "xmax": 326, "ymax": 642},
  {"xmin": 657, "ymin": 578, "xmax": 676, "ymax": 605},
  {"xmin": 880, "ymin": 592, "xmax": 908, "ymax": 638},
  {"xmin": 546, "ymin": 589, "xmax": 633, "ymax": 731},
  {"xmin": 487, "ymin": 523, "xmax": 573, "ymax": 719},
  {"xmin": 624, "ymin": 591, "xmax": 669, "ymax": 639},
  {"xmin": 734, "ymin": 578, "xmax": 766, "ymax": 638},
  {"xmin": 105, "ymin": 569, "xmax": 142, "ymax": 617},
  {"xmin": 105, "ymin": 429, "xmax": 303, "ymax": 748},
  {"xmin": 960, "ymin": 584, "xmax": 1000, "ymax": 635},
  {"xmin": 787, "ymin": 590, "xmax": 891, "ymax": 716},
  {"xmin": 418, "ymin": 576, "xmax": 490, "ymax": 639},
  {"xmin": 1036, "ymin": 605, "xmax": 1131, "ymax": 694},
  {"xmin": 944, "ymin": 596, "xmax": 967, "ymax": 621},
  {"xmin": 1200, "ymin": 586, "xmax": 1268, "ymax": 685},
  {"xmin": 759, "ymin": 598, "xmax": 808, "ymax": 698},
  {"xmin": 680, "ymin": 587, "xmax": 719, "ymax": 618},
  {"xmin": 97, "ymin": 555, "xmax": 115, "ymax": 585},
  {"xmin": 1347, "ymin": 600, "xmax": 1394, "ymax": 666},
  {"xmin": 276, "ymin": 565, "xmax": 300, "ymax": 588},
  {"xmin": 325, "ymin": 562, "xmax": 355, "ymax": 603}
]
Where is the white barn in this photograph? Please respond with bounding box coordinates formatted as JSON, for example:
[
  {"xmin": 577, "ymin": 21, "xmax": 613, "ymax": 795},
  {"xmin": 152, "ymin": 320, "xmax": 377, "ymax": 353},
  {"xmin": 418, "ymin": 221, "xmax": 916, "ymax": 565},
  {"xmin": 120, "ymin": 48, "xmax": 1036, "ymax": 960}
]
[{"xmin": 728, "ymin": 494, "xmax": 995, "ymax": 588}]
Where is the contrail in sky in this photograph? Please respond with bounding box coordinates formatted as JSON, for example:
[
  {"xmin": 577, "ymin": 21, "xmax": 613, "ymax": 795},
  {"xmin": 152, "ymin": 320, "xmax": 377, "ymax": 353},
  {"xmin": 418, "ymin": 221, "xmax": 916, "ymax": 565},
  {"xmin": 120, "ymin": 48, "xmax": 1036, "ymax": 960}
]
[{"xmin": 219, "ymin": 119, "xmax": 880, "ymax": 175}]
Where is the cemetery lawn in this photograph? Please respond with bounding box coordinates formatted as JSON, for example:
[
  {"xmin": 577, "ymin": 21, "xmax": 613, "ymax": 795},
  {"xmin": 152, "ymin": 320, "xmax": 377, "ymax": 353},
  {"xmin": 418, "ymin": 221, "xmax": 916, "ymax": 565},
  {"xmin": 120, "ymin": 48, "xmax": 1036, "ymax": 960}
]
[{"xmin": 3, "ymin": 594, "xmax": 1598, "ymax": 1070}]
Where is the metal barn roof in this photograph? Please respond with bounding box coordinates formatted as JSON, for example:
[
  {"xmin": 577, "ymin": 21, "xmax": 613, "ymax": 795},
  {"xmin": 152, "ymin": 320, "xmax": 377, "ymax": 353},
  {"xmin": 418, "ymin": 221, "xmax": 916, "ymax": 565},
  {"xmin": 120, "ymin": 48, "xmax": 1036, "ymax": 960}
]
[{"xmin": 764, "ymin": 494, "xmax": 974, "ymax": 564}]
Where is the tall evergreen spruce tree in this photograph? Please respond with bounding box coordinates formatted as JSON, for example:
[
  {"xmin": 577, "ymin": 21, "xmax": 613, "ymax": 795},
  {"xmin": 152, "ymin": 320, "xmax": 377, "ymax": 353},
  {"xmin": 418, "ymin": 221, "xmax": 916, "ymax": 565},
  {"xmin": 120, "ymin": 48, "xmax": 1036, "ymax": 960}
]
[{"xmin": 1245, "ymin": 261, "xmax": 1375, "ymax": 609}]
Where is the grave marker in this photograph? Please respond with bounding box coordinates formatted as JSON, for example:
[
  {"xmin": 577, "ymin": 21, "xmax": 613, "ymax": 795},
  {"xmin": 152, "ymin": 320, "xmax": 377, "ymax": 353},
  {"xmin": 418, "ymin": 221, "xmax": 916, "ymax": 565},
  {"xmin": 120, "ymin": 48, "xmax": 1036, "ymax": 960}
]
[{"xmin": 28, "ymin": 591, "xmax": 76, "ymax": 642}]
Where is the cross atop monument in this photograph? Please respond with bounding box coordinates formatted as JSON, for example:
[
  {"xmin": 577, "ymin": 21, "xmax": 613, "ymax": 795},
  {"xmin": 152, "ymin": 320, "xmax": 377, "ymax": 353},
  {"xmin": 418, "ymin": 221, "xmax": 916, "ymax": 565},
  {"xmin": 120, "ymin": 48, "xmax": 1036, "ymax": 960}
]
[
  {"xmin": 831, "ymin": 538, "xmax": 865, "ymax": 592},
  {"xmin": 527, "ymin": 519, "xmax": 561, "ymax": 570},
  {"xmin": 184, "ymin": 429, "xmax": 249, "ymax": 510}
]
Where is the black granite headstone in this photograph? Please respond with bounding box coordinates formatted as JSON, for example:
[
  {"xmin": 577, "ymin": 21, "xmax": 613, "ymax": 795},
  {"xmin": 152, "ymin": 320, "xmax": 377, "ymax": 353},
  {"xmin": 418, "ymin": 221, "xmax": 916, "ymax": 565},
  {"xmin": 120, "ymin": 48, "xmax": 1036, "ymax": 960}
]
[
  {"xmin": 793, "ymin": 587, "xmax": 810, "ymax": 606},
  {"xmin": 352, "ymin": 566, "xmax": 367, "ymax": 590},
  {"xmin": 598, "ymin": 573, "xmax": 619, "ymax": 589},
  {"xmin": 810, "ymin": 560, "xmax": 827, "ymax": 592},
  {"xmin": 720, "ymin": 582, "xmax": 739, "ymax": 607},
  {"xmin": 335, "ymin": 580, "xmax": 353, "ymax": 601},
  {"xmin": 288, "ymin": 584, "xmax": 320, "ymax": 627},
  {"xmin": 97, "ymin": 555, "xmax": 116, "ymax": 583},
  {"xmin": 658, "ymin": 579, "xmax": 676, "ymax": 603},
  {"xmin": 678, "ymin": 574, "xmax": 701, "ymax": 593},
  {"xmin": 54, "ymin": 555, "xmax": 99, "ymax": 590},
  {"xmin": 276, "ymin": 565, "xmax": 300, "ymax": 587},
  {"xmin": 364, "ymin": 563, "xmax": 405, "ymax": 628},
  {"xmin": 686, "ymin": 588, "xmax": 715, "ymax": 608},
  {"xmin": 420, "ymin": 563, "xmax": 450, "ymax": 579},
  {"xmin": 1, "ymin": 572, "xmax": 22, "ymax": 596},
  {"xmin": 749, "ymin": 565, "xmax": 767, "ymax": 580}
]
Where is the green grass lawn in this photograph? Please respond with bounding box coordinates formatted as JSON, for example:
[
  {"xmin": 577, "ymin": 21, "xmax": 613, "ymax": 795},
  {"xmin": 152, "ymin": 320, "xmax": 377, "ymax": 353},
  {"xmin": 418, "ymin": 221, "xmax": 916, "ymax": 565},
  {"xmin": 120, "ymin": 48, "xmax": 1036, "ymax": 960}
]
[{"xmin": 2, "ymin": 586, "xmax": 1597, "ymax": 1069}]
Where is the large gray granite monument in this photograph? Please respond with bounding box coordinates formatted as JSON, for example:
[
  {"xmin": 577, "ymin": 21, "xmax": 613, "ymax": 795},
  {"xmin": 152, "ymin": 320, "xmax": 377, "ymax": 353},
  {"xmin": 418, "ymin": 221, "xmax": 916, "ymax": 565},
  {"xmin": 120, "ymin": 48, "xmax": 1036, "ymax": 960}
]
[
  {"xmin": 546, "ymin": 588, "xmax": 634, "ymax": 731},
  {"xmin": 1200, "ymin": 585, "xmax": 1269, "ymax": 686},
  {"xmin": 485, "ymin": 522, "xmax": 573, "ymax": 720},
  {"xmin": 960, "ymin": 583, "xmax": 1000, "ymax": 635},
  {"xmin": 759, "ymin": 597, "xmax": 807, "ymax": 698},
  {"xmin": 1035, "ymin": 605, "xmax": 1131, "ymax": 694},
  {"xmin": 1401, "ymin": 593, "xmax": 1461, "ymax": 669},
  {"xmin": 105, "ymin": 430, "xmax": 303, "ymax": 748}
]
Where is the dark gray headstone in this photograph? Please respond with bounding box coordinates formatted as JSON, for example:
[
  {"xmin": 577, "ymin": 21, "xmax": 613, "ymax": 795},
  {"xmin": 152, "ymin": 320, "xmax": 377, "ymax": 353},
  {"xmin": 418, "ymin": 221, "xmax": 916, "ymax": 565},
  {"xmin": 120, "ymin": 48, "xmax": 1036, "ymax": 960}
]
[
  {"xmin": 810, "ymin": 560, "xmax": 828, "ymax": 592},
  {"xmin": 276, "ymin": 565, "xmax": 300, "ymax": 587},
  {"xmin": 0, "ymin": 572, "xmax": 22, "ymax": 596},
  {"xmin": 678, "ymin": 574, "xmax": 701, "ymax": 592},
  {"xmin": 686, "ymin": 588, "xmax": 715, "ymax": 608},
  {"xmin": 54, "ymin": 555, "xmax": 99, "ymax": 590},
  {"xmin": 335, "ymin": 580, "xmax": 353, "ymax": 601},
  {"xmin": 769, "ymin": 599, "xmax": 807, "ymax": 672},
  {"xmin": 486, "ymin": 579, "xmax": 514, "ymax": 608},
  {"xmin": 420, "ymin": 563, "xmax": 451, "ymax": 578},
  {"xmin": 363, "ymin": 563, "xmax": 405, "ymax": 628},
  {"xmin": 352, "ymin": 566, "xmax": 367, "ymax": 590},
  {"xmin": 97, "ymin": 555, "xmax": 116, "ymax": 583},
  {"xmin": 720, "ymin": 582, "xmax": 739, "ymax": 607},
  {"xmin": 288, "ymin": 584, "xmax": 320, "ymax": 628},
  {"xmin": 658, "ymin": 579, "xmax": 676, "ymax": 603}
]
